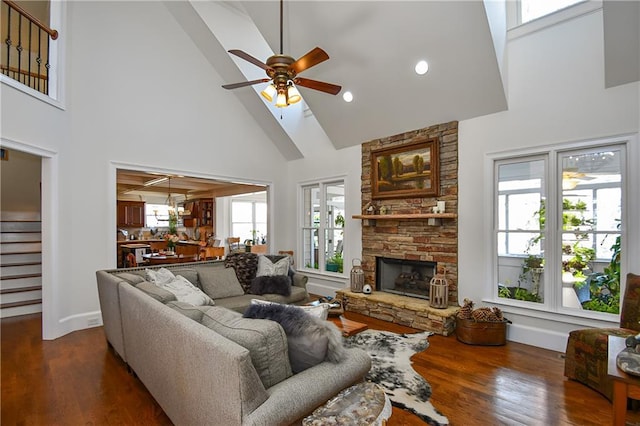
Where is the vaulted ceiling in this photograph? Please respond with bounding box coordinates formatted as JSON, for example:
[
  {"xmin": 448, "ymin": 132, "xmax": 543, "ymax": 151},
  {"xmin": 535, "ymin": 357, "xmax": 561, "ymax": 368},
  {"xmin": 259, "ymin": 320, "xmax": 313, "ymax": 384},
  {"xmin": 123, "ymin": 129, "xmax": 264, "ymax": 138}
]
[
  {"xmin": 166, "ymin": 1, "xmax": 638, "ymax": 161},
  {"xmin": 167, "ymin": 0, "xmax": 508, "ymax": 159}
]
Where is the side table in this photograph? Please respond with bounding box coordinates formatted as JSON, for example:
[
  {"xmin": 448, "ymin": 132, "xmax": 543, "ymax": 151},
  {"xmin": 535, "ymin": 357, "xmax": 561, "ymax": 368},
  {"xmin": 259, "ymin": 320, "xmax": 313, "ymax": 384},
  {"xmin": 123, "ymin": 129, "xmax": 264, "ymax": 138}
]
[
  {"xmin": 303, "ymin": 381, "xmax": 391, "ymax": 426},
  {"xmin": 608, "ymin": 335, "xmax": 640, "ymax": 426}
]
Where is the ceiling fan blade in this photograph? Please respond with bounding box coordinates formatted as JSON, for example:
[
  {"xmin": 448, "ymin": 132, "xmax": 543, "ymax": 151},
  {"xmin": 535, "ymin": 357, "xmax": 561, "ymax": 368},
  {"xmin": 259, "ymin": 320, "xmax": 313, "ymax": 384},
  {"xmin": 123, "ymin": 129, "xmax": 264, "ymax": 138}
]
[
  {"xmin": 222, "ymin": 78, "xmax": 270, "ymax": 90},
  {"xmin": 290, "ymin": 47, "xmax": 330, "ymax": 74},
  {"xmin": 294, "ymin": 77, "xmax": 342, "ymax": 95},
  {"xmin": 228, "ymin": 50, "xmax": 272, "ymax": 71}
]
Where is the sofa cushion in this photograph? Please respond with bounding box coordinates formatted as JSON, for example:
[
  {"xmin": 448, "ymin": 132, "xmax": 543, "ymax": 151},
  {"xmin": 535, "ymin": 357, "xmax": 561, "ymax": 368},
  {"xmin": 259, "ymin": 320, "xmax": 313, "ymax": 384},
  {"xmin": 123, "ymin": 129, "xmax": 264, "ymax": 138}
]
[
  {"xmin": 169, "ymin": 268, "xmax": 200, "ymax": 288},
  {"xmin": 260, "ymin": 286, "xmax": 308, "ymax": 305},
  {"xmin": 256, "ymin": 255, "xmax": 290, "ymax": 277},
  {"xmin": 136, "ymin": 281, "xmax": 177, "ymax": 304},
  {"xmin": 201, "ymin": 307, "xmax": 292, "ymax": 388},
  {"xmin": 214, "ymin": 294, "xmax": 265, "ymax": 313},
  {"xmin": 250, "ymin": 298, "xmax": 328, "ymax": 320},
  {"xmin": 250, "ymin": 275, "xmax": 291, "ymax": 296},
  {"xmin": 115, "ymin": 272, "xmax": 146, "ymax": 285},
  {"xmin": 243, "ymin": 303, "xmax": 346, "ymax": 373},
  {"xmin": 166, "ymin": 301, "xmax": 208, "ymax": 322},
  {"xmin": 199, "ymin": 267, "xmax": 245, "ymax": 299}
]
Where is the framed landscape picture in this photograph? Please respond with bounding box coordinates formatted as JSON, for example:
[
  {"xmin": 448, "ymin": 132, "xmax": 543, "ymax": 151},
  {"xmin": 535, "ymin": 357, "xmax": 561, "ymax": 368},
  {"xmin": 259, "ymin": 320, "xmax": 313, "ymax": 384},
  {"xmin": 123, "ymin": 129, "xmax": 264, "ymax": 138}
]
[{"xmin": 371, "ymin": 139, "xmax": 439, "ymax": 199}]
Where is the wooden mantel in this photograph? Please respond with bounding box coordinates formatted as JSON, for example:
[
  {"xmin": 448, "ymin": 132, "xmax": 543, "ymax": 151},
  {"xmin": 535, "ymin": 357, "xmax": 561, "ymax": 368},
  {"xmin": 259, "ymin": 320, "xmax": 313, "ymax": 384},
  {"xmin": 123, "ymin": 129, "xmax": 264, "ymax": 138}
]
[{"xmin": 352, "ymin": 213, "xmax": 457, "ymax": 226}]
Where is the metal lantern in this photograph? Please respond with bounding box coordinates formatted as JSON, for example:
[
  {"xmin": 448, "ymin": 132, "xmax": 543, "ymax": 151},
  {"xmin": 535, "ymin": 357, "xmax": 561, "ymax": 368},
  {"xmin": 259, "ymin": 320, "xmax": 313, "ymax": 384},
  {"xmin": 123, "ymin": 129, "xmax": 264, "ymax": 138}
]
[
  {"xmin": 429, "ymin": 274, "xmax": 449, "ymax": 309},
  {"xmin": 350, "ymin": 258, "xmax": 365, "ymax": 292}
]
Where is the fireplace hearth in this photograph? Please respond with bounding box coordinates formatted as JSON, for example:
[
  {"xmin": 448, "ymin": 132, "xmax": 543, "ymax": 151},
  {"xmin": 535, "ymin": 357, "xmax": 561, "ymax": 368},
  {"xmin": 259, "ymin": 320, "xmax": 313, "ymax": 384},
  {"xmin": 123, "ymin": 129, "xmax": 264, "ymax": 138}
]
[{"xmin": 376, "ymin": 257, "xmax": 437, "ymax": 300}]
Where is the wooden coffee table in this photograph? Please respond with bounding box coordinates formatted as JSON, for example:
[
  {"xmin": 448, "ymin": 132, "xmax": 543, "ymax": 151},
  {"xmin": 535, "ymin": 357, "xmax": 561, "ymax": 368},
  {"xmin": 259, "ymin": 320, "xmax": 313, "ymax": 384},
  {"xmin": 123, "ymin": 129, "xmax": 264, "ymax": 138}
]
[
  {"xmin": 330, "ymin": 315, "xmax": 368, "ymax": 337},
  {"xmin": 608, "ymin": 335, "xmax": 640, "ymax": 426}
]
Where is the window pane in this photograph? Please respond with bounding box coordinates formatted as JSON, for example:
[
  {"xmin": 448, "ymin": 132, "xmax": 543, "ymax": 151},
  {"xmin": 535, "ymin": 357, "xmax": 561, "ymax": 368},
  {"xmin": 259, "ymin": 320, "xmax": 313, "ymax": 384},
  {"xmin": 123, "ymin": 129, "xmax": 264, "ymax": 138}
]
[
  {"xmin": 302, "ymin": 228, "xmax": 318, "ymax": 270},
  {"xmin": 303, "ymin": 186, "xmax": 320, "ymax": 228},
  {"xmin": 496, "ymin": 159, "xmax": 545, "ymax": 304},
  {"xmin": 145, "ymin": 203, "xmax": 171, "ymax": 228},
  {"xmin": 521, "ymin": 0, "xmax": 584, "ymax": 23},
  {"xmin": 232, "ymin": 201, "xmax": 253, "ymax": 222},
  {"xmin": 325, "ymin": 183, "xmax": 345, "ymax": 228},
  {"xmin": 561, "ymin": 149, "xmax": 622, "ymax": 313},
  {"xmin": 325, "ymin": 229, "xmax": 344, "ymax": 273}
]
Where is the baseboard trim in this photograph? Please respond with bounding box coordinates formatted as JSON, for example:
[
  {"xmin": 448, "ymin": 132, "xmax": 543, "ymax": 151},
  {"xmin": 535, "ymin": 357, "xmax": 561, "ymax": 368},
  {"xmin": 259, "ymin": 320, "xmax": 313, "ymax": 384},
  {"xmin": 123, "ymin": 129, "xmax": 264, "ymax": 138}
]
[{"xmin": 507, "ymin": 322, "xmax": 568, "ymax": 353}]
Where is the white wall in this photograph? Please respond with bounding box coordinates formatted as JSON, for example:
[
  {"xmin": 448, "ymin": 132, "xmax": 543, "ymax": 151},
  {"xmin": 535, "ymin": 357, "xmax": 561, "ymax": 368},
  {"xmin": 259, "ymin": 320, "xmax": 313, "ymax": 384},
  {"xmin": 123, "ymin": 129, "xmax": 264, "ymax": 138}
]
[
  {"xmin": 458, "ymin": 9, "xmax": 639, "ymax": 351},
  {"xmin": 0, "ymin": 150, "xmax": 41, "ymax": 215},
  {"xmin": 1, "ymin": 1, "xmax": 290, "ymax": 339}
]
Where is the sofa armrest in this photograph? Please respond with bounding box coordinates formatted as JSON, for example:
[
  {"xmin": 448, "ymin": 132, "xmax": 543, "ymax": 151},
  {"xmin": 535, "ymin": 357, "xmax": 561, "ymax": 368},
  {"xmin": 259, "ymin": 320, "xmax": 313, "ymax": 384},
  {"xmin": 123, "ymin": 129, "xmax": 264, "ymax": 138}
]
[
  {"xmin": 244, "ymin": 348, "xmax": 371, "ymax": 426},
  {"xmin": 292, "ymin": 272, "xmax": 308, "ymax": 290}
]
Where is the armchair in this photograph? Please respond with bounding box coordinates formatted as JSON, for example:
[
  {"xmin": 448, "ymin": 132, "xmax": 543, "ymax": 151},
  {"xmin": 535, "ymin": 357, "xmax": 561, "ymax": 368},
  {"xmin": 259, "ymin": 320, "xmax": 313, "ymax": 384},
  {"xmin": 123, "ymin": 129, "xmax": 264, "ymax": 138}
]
[{"xmin": 564, "ymin": 273, "xmax": 640, "ymax": 400}]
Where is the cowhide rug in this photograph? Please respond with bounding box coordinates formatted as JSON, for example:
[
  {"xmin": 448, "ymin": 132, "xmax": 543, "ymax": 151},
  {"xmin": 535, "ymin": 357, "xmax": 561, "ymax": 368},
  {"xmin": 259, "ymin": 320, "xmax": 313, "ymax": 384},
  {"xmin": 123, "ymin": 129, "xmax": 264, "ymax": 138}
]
[{"xmin": 344, "ymin": 330, "xmax": 449, "ymax": 425}]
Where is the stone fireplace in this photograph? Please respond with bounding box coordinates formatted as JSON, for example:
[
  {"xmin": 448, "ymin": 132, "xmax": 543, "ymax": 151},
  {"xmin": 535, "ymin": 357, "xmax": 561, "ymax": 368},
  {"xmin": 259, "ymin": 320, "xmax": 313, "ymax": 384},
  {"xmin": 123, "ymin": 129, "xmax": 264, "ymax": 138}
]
[
  {"xmin": 337, "ymin": 121, "xmax": 460, "ymax": 335},
  {"xmin": 376, "ymin": 257, "xmax": 437, "ymax": 300}
]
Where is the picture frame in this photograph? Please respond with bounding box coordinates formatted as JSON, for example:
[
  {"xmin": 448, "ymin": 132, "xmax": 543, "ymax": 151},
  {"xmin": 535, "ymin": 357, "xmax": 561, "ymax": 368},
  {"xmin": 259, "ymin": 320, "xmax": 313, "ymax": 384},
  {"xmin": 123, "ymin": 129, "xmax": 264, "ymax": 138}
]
[{"xmin": 371, "ymin": 138, "xmax": 439, "ymax": 199}]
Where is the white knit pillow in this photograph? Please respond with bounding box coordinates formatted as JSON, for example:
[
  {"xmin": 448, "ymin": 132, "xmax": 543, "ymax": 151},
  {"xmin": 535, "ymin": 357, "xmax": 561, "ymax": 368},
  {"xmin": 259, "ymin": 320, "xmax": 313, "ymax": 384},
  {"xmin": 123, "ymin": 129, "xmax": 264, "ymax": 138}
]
[{"xmin": 256, "ymin": 255, "xmax": 290, "ymax": 277}]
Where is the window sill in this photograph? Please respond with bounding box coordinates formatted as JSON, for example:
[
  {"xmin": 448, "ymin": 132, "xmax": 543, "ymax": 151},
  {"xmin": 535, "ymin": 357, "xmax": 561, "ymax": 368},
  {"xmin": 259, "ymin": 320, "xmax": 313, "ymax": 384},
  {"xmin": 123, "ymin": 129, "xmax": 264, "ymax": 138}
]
[
  {"xmin": 508, "ymin": 0, "xmax": 602, "ymax": 41},
  {"xmin": 300, "ymin": 269, "xmax": 347, "ymax": 283},
  {"xmin": 483, "ymin": 296, "xmax": 620, "ymax": 328}
]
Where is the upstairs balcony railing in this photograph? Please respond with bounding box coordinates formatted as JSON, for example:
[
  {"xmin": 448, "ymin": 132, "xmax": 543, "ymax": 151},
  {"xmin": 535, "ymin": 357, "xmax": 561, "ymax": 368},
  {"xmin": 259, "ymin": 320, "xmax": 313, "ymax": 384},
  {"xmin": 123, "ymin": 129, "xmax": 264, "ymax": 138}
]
[{"xmin": 1, "ymin": 0, "xmax": 58, "ymax": 96}]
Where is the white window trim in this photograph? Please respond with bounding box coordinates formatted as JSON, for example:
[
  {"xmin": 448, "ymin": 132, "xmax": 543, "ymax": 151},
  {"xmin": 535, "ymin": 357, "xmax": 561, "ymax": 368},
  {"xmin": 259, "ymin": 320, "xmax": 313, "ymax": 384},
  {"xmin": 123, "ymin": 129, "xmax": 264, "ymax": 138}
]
[
  {"xmin": 507, "ymin": 0, "xmax": 602, "ymax": 41},
  {"xmin": 297, "ymin": 175, "xmax": 346, "ymax": 277},
  {"xmin": 484, "ymin": 133, "xmax": 638, "ymax": 326}
]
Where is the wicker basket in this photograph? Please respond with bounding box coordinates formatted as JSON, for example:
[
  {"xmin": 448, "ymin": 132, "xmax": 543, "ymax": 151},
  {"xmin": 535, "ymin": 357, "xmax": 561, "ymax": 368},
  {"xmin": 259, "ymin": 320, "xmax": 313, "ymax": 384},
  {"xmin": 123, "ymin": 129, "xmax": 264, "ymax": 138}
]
[{"xmin": 456, "ymin": 317, "xmax": 509, "ymax": 346}]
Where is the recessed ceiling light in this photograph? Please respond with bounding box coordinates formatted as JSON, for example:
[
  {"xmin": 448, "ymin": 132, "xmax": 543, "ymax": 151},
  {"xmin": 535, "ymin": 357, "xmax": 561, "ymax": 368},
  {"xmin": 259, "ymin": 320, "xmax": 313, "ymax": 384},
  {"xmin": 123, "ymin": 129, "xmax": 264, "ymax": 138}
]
[
  {"xmin": 415, "ymin": 60, "xmax": 429, "ymax": 75},
  {"xmin": 343, "ymin": 91, "xmax": 353, "ymax": 102}
]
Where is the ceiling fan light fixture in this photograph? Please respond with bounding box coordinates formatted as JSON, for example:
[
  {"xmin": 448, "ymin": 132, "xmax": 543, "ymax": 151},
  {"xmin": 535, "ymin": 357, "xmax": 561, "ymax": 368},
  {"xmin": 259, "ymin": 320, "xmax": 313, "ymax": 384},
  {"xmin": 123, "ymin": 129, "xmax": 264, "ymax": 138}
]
[
  {"xmin": 287, "ymin": 84, "xmax": 301, "ymax": 104},
  {"xmin": 261, "ymin": 83, "xmax": 277, "ymax": 102},
  {"xmin": 275, "ymin": 91, "xmax": 288, "ymax": 108}
]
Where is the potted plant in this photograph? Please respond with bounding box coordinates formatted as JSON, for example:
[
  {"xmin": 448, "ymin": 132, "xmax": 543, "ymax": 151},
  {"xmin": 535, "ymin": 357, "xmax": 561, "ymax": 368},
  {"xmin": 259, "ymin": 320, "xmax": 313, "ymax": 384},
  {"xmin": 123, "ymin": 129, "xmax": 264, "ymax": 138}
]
[{"xmin": 326, "ymin": 252, "xmax": 343, "ymax": 273}]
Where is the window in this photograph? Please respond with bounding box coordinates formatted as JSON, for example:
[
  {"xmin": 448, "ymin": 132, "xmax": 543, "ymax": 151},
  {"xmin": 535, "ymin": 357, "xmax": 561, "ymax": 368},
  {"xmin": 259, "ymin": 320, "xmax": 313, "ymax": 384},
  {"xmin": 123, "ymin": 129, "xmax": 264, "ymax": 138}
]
[
  {"xmin": 145, "ymin": 203, "xmax": 172, "ymax": 228},
  {"xmin": 494, "ymin": 142, "xmax": 624, "ymax": 318},
  {"xmin": 231, "ymin": 195, "xmax": 267, "ymax": 244},
  {"xmin": 519, "ymin": 0, "xmax": 585, "ymax": 24},
  {"xmin": 301, "ymin": 180, "xmax": 345, "ymax": 274}
]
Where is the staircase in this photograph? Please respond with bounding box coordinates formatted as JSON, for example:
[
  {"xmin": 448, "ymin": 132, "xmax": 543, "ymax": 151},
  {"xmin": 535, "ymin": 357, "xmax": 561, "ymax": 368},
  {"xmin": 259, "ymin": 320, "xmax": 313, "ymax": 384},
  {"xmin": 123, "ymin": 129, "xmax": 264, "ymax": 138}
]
[{"xmin": 0, "ymin": 220, "xmax": 42, "ymax": 318}]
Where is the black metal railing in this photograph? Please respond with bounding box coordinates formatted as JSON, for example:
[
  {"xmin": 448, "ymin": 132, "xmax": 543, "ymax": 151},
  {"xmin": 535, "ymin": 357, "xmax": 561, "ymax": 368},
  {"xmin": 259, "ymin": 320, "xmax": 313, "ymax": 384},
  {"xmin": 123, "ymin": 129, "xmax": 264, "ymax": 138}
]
[{"xmin": 1, "ymin": 0, "xmax": 58, "ymax": 96}]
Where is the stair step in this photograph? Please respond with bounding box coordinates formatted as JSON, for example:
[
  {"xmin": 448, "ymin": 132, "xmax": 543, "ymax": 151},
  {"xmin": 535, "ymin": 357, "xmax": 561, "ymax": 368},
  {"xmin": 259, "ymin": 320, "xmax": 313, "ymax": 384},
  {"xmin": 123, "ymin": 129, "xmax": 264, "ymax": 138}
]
[
  {"xmin": 0, "ymin": 242, "xmax": 42, "ymax": 254},
  {"xmin": 0, "ymin": 298, "xmax": 42, "ymax": 309},
  {"xmin": 1, "ymin": 264, "xmax": 42, "ymax": 277},
  {"xmin": 0, "ymin": 222, "xmax": 41, "ymax": 232},
  {"xmin": 0, "ymin": 232, "xmax": 41, "ymax": 243},
  {"xmin": 0, "ymin": 285, "xmax": 41, "ymax": 294},
  {"xmin": 0, "ymin": 273, "xmax": 42, "ymax": 280},
  {"xmin": 1, "ymin": 275, "xmax": 40, "ymax": 290},
  {"xmin": 0, "ymin": 261, "xmax": 41, "ymax": 267},
  {"xmin": 0, "ymin": 253, "xmax": 42, "ymax": 263}
]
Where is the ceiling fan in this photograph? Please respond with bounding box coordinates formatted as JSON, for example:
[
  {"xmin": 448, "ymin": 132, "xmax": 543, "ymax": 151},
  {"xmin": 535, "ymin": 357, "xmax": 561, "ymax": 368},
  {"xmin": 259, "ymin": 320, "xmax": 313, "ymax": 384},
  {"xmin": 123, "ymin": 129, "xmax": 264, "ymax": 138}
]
[{"xmin": 221, "ymin": 0, "xmax": 341, "ymax": 108}]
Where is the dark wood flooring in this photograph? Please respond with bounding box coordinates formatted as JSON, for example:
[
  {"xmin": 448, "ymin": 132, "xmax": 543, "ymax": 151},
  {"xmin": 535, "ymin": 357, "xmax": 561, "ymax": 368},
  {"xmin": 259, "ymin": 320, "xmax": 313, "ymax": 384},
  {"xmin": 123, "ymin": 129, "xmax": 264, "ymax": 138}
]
[{"xmin": 2, "ymin": 312, "xmax": 638, "ymax": 425}]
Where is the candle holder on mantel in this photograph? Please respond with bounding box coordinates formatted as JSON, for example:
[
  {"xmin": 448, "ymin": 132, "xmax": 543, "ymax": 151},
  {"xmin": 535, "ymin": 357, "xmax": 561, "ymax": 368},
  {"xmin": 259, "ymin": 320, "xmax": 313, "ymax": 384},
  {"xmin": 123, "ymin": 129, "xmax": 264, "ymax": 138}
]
[{"xmin": 429, "ymin": 269, "xmax": 449, "ymax": 309}]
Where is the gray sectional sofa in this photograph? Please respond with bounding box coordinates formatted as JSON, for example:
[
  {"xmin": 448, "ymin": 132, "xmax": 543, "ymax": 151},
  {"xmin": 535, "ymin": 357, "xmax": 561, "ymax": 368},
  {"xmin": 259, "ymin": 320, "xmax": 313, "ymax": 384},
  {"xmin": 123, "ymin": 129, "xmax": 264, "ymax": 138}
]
[{"xmin": 96, "ymin": 259, "xmax": 371, "ymax": 426}]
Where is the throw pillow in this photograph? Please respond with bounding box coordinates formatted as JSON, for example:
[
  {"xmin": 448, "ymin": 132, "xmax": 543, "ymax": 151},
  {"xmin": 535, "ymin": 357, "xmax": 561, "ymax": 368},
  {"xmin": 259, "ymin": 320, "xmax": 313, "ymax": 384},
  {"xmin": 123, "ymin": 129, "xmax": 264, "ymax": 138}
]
[
  {"xmin": 256, "ymin": 255, "xmax": 290, "ymax": 277},
  {"xmin": 170, "ymin": 268, "xmax": 200, "ymax": 287},
  {"xmin": 250, "ymin": 275, "xmax": 291, "ymax": 296},
  {"xmin": 243, "ymin": 303, "xmax": 346, "ymax": 373},
  {"xmin": 201, "ymin": 306, "xmax": 292, "ymax": 388},
  {"xmin": 136, "ymin": 281, "xmax": 177, "ymax": 304},
  {"xmin": 145, "ymin": 267, "xmax": 176, "ymax": 286},
  {"xmin": 199, "ymin": 266, "xmax": 246, "ymax": 299},
  {"xmin": 162, "ymin": 275, "xmax": 214, "ymax": 306}
]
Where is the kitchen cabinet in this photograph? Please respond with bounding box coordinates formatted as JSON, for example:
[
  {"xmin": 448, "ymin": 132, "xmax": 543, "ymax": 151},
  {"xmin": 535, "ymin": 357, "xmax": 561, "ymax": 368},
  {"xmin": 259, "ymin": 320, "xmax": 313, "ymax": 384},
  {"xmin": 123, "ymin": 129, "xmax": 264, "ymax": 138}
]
[
  {"xmin": 198, "ymin": 199, "xmax": 214, "ymax": 226},
  {"xmin": 117, "ymin": 201, "xmax": 145, "ymax": 227},
  {"xmin": 182, "ymin": 199, "xmax": 214, "ymax": 228}
]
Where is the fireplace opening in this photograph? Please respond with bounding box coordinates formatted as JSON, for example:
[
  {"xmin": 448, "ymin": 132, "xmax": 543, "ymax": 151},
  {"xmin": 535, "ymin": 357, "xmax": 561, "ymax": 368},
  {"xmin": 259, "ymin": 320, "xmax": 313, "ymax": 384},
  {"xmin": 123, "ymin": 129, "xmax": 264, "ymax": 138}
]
[{"xmin": 376, "ymin": 257, "xmax": 437, "ymax": 300}]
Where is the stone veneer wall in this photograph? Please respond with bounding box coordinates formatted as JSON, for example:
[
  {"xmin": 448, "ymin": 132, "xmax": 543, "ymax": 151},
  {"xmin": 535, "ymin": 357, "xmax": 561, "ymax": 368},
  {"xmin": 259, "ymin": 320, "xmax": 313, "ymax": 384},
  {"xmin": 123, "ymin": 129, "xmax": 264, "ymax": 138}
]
[{"xmin": 360, "ymin": 121, "xmax": 458, "ymax": 304}]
